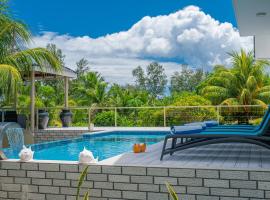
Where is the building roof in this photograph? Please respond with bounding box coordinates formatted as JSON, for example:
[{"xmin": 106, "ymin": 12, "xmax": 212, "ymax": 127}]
[
  {"xmin": 233, "ymin": 0, "xmax": 270, "ymax": 36},
  {"xmin": 234, "ymin": 0, "xmax": 270, "ymax": 59}
]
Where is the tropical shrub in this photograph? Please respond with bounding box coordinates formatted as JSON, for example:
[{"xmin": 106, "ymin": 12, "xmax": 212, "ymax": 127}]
[
  {"xmin": 137, "ymin": 108, "xmax": 164, "ymax": 127},
  {"xmin": 93, "ymin": 111, "xmax": 115, "ymax": 126},
  {"xmin": 117, "ymin": 115, "xmax": 135, "ymax": 127},
  {"xmin": 136, "ymin": 93, "xmax": 217, "ymax": 126},
  {"xmin": 166, "ymin": 93, "xmax": 217, "ymax": 125},
  {"xmin": 93, "ymin": 110, "xmax": 136, "ymax": 127},
  {"xmin": 72, "ymin": 110, "xmax": 89, "ymax": 127}
]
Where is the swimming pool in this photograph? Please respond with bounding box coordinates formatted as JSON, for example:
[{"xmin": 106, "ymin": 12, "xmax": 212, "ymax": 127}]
[{"xmin": 3, "ymin": 131, "xmax": 168, "ymax": 161}]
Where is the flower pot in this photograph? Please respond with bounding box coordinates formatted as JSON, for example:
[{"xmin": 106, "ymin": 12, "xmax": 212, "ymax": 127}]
[
  {"xmin": 38, "ymin": 110, "xmax": 49, "ymax": 129},
  {"xmin": 17, "ymin": 114, "xmax": 27, "ymax": 129},
  {"xmin": 60, "ymin": 109, "xmax": 73, "ymax": 127}
]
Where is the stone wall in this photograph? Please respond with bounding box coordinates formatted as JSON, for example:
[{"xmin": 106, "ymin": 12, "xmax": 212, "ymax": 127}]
[
  {"xmin": 34, "ymin": 129, "xmax": 89, "ymax": 143},
  {"xmin": 1, "ymin": 160, "xmax": 270, "ymax": 200}
]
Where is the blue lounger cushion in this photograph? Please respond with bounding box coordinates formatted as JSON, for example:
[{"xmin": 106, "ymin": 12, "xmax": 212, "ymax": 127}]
[
  {"xmin": 171, "ymin": 125, "xmax": 203, "ymax": 134},
  {"xmin": 184, "ymin": 122, "xmax": 207, "ymax": 129},
  {"xmin": 204, "ymin": 120, "xmax": 219, "ymax": 127}
]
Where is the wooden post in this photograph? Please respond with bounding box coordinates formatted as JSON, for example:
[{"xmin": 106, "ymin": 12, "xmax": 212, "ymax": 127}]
[
  {"xmin": 88, "ymin": 108, "xmax": 91, "ymax": 130},
  {"xmin": 163, "ymin": 107, "xmax": 166, "ymax": 127},
  {"xmin": 114, "ymin": 108, "xmax": 117, "ymax": 127},
  {"xmin": 64, "ymin": 77, "xmax": 69, "ymax": 108},
  {"xmin": 216, "ymin": 106, "xmax": 220, "ymax": 124},
  {"xmin": 14, "ymin": 86, "xmax": 17, "ymax": 110},
  {"xmin": 36, "ymin": 108, "xmax": 39, "ymax": 130},
  {"xmin": 30, "ymin": 70, "xmax": 35, "ymax": 133}
]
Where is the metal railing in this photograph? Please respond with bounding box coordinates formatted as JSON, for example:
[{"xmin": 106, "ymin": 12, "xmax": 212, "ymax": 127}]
[
  {"xmin": 0, "ymin": 105, "xmax": 266, "ymax": 130},
  {"xmin": 34, "ymin": 105, "xmax": 266, "ymax": 130}
]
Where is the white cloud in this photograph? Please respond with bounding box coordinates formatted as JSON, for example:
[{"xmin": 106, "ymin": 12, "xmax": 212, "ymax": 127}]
[{"xmin": 31, "ymin": 5, "xmax": 252, "ymax": 84}]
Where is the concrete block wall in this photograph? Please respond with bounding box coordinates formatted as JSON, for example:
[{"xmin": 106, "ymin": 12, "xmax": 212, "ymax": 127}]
[
  {"xmin": 34, "ymin": 130, "xmax": 88, "ymax": 143},
  {"xmin": 1, "ymin": 161, "xmax": 270, "ymax": 200}
]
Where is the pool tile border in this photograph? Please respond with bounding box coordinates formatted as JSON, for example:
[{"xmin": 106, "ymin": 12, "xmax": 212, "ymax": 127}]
[{"xmin": 34, "ymin": 129, "xmax": 169, "ymax": 145}]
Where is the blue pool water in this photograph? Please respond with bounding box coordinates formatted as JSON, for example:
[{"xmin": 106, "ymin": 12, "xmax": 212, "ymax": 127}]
[{"xmin": 2, "ymin": 131, "xmax": 167, "ymax": 161}]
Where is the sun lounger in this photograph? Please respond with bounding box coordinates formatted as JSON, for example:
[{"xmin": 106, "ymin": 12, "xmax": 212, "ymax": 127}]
[{"xmin": 160, "ymin": 106, "xmax": 270, "ymax": 160}]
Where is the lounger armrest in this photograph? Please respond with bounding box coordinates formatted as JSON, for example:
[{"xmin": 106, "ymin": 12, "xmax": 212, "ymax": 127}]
[{"xmin": 171, "ymin": 125, "xmax": 203, "ymax": 134}]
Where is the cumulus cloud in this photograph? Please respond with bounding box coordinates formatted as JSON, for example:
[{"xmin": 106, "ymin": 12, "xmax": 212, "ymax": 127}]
[{"xmin": 31, "ymin": 5, "xmax": 252, "ymax": 84}]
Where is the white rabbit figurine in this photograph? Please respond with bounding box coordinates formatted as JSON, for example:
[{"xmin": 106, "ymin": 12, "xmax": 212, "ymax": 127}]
[
  {"xmin": 79, "ymin": 147, "xmax": 98, "ymax": 164},
  {"xmin": 19, "ymin": 146, "xmax": 34, "ymax": 162}
]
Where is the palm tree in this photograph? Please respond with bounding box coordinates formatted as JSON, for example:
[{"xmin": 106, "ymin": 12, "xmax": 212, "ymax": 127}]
[
  {"xmin": 106, "ymin": 84, "xmax": 150, "ymax": 107},
  {"xmin": 200, "ymin": 50, "xmax": 270, "ymax": 107},
  {"xmin": 0, "ymin": 12, "xmax": 61, "ymax": 103},
  {"xmin": 71, "ymin": 72, "xmax": 107, "ymax": 106},
  {"xmin": 200, "ymin": 50, "xmax": 270, "ymax": 123}
]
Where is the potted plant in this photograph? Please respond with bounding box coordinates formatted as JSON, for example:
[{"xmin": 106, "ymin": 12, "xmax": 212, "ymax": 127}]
[
  {"xmin": 17, "ymin": 95, "xmax": 46, "ymax": 129},
  {"xmin": 60, "ymin": 109, "xmax": 73, "ymax": 127}
]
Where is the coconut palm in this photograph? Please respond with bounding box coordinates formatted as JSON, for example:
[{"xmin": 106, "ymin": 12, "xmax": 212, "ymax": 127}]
[
  {"xmin": 200, "ymin": 50, "xmax": 270, "ymax": 107},
  {"xmin": 71, "ymin": 72, "xmax": 107, "ymax": 106},
  {"xmin": 0, "ymin": 12, "xmax": 61, "ymax": 103},
  {"xmin": 106, "ymin": 84, "xmax": 149, "ymax": 107}
]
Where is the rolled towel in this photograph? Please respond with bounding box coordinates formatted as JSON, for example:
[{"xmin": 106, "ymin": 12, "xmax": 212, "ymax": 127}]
[
  {"xmin": 184, "ymin": 122, "xmax": 207, "ymax": 129},
  {"xmin": 204, "ymin": 120, "xmax": 219, "ymax": 127},
  {"xmin": 171, "ymin": 125, "xmax": 203, "ymax": 134}
]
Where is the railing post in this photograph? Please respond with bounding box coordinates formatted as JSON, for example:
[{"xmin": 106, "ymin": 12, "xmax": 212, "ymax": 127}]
[
  {"xmin": 163, "ymin": 107, "xmax": 166, "ymax": 127},
  {"xmin": 88, "ymin": 107, "xmax": 91, "ymax": 130},
  {"xmin": 115, "ymin": 108, "xmax": 117, "ymax": 127},
  {"xmin": 216, "ymin": 106, "xmax": 220, "ymax": 124}
]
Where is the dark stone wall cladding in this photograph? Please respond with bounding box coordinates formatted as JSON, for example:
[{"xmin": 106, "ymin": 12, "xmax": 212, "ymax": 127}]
[
  {"xmin": 1, "ymin": 161, "xmax": 270, "ymax": 199},
  {"xmin": 34, "ymin": 130, "xmax": 87, "ymax": 143}
]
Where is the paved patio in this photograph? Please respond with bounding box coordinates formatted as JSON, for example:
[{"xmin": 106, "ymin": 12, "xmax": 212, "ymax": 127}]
[
  {"xmin": 100, "ymin": 140, "xmax": 270, "ymax": 170},
  {"xmin": 40, "ymin": 127, "xmax": 270, "ymax": 170}
]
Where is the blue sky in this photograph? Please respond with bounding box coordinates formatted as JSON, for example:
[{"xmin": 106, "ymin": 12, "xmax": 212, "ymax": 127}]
[
  {"xmin": 10, "ymin": 0, "xmax": 251, "ymax": 85},
  {"xmin": 10, "ymin": 0, "xmax": 236, "ymax": 37}
]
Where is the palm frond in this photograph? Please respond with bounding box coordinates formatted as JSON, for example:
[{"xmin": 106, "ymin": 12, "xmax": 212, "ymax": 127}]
[
  {"xmin": 239, "ymin": 88, "xmax": 251, "ymax": 105},
  {"xmin": 0, "ymin": 15, "xmax": 31, "ymax": 42},
  {"xmin": 0, "ymin": 15, "xmax": 31, "ymax": 59},
  {"xmin": 0, "ymin": 64, "xmax": 21, "ymax": 98},
  {"xmin": 221, "ymin": 98, "xmax": 239, "ymax": 106},
  {"xmin": 251, "ymin": 99, "xmax": 268, "ymax": 108},
  {"xmin": 4, "ymin": 47, "xmax": 61, "ymax": 73},
  {"xmin": 76, "ymin": 166, "xmax": 89, "ymax": 200},
  {"xmin": 258, "ymin": 91, "xmax": 270, "ymax": 103},
  {"xmin": 83, "ymin": 192, "xmax": 89, "ymax": 200},
  {"xmin": 201, "ymin": 86, "xmax": 229, "ymax": 97},
  {"xmin": 246, "ymin": 76, "xmax": 257, "ymax": 92},
  {"xmin": 166, "ymin": 182, "xmax": 179, "ymax": 200},
  {"xmin": 258, "ymin": 85, "xmax": 270, "ymax": 93}
]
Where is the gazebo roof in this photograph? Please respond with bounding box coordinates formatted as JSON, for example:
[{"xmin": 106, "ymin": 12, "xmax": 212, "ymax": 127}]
[{"xmin": 23, "ymin": 66, "xmax": 77, "ymax": 80}]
